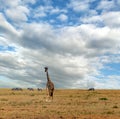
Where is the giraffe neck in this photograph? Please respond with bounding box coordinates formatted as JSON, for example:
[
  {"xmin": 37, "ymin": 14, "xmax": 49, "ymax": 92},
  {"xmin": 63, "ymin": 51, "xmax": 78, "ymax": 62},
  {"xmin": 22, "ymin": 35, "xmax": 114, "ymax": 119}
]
[{"xmin": 46, "ymin": 71, "xmax": 50, "ymax": 81}]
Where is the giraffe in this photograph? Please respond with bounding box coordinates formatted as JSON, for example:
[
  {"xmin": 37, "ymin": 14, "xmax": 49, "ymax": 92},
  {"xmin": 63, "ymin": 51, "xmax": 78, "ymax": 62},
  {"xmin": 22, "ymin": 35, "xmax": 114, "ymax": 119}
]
[{"xmin": 44, "ymin": 67, "xmax": 54, "ymax": 101}]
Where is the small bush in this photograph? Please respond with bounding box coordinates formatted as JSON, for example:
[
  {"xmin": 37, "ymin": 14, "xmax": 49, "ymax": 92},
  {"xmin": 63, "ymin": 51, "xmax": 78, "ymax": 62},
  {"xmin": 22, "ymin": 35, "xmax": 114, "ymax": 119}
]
[
  {"xmin": 0, "ymin": 98, "xmax": 8, "ymax": 101},
  {"xmin": 106, "ymin": 111, "xmax": 114, "ymax": 114},
  {"xmin": 99, "ymin": 97, "xmax": 108, "ymax": 100},
  {"xmin": 69, "ymin": 95, "xmax": 73, "ymax": 97},
  {"xmin": 42, "ymin": 106, "xmax": 47, "ymax": 108},
  {"xmin": 113, "ymin": 105, "xmax": 118, "ymax": 108}
]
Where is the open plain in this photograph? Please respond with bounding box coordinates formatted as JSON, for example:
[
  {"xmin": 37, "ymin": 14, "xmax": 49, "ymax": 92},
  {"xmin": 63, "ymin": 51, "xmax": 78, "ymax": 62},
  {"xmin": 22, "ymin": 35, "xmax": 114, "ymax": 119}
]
[{"xmin": 0, "ymin": 89, "xmax": 120, "ymax": 119}]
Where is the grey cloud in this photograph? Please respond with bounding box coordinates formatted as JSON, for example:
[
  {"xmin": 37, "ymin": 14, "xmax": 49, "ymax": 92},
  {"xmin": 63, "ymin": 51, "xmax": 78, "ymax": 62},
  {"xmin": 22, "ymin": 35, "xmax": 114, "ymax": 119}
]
[
  {"xmin": 20, "ymin": 23, "xmax": 55, "ymax": 49},
  {"xmin": 0, "ymin": 56, "xmax": 45, "ymax": 88},
  {"xmin": 86, "ymin": 39, "xmax": 117, "ymax": 49},
  {"xmin": 0, "ymin": 13, "xmax": 20, "ymax": 43},
  {"xmin": 18, "ymin": 48, "xmax": 87, "ymax": 88},
  {"xmin": 19, "ymin": 23, "xmax": 81, "ymax": 55}
]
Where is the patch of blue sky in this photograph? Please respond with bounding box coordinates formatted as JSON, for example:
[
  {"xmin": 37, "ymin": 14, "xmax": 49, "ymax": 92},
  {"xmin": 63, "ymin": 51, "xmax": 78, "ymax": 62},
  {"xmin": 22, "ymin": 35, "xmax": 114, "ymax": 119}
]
[
  {"xmin": 27, "ymin": 0, "xmax": 82, "ymax": 25},
  {"xmin": 7, "ymin": 46, "xmax": 16, "ymax": 52},
  {"xmin": 31, "ymin": 0, "xmax": 68, "ymax": 8},
  {"xmin": 30, "ymin": 0, "xmax": 45, "ymax": 7},
  {"xmin": 100, "ymin": 63, "xmax": 120, "ymax": 76},
  {"xmin": 89, "ymin": 0, "xmax": 100, "ymax": 9},
  {"xmin": 29, "ymin": 0, "xmax": 52, "ymax": 9},
  {"xmin": 115, "ymin": 1, "xmax": 120, "ymax": 10},
  {"xmin": 27, "ymin": 13, "xmax": 66, "ymax": 27},
  {"xmin": 27, "ymin": 0, "xmax": 107, "ymax": 28},
  {"xmin": 0, "ymin": 45, "xmax": 16, "ymax": 52},
  {"xmin": 51, "ymin": 0, "xmax": 69, "ymax": 8},
  {"xmin": 50, "ymin": 12, "xmax": 82, "ymax": 27},
  {"xmin": 89, "ymin": 3, "xmax": 103, "ymax": 16}
]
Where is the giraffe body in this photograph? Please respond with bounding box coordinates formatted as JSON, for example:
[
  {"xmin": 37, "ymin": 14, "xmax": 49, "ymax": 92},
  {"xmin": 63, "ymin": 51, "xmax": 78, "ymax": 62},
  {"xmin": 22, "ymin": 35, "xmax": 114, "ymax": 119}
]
[{"xmin": 47, "ymin": 80, "xmax": 54, "ymax": 97}]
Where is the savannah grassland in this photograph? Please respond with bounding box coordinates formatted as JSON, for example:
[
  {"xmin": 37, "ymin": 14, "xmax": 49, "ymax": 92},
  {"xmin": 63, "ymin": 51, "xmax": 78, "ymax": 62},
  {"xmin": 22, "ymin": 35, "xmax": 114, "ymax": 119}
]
[{"xmin": 0, "ymin": 89, "xmax": 120, "ymax": 119}]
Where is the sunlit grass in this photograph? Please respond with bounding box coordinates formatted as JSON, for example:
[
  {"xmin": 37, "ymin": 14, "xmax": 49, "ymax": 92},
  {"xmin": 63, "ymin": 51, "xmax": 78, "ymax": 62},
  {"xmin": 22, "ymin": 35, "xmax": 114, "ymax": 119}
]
[{"xmin": 0, "ymin": 89, "xmax": 120, "ymax": 119}]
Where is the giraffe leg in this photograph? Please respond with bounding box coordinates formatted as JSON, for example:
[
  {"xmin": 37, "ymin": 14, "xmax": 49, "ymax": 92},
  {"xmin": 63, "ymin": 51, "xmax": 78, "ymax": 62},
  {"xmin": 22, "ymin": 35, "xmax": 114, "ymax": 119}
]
[{"xmin": 46, "ymin": 90, "xmax": 53, "ymax": 102}]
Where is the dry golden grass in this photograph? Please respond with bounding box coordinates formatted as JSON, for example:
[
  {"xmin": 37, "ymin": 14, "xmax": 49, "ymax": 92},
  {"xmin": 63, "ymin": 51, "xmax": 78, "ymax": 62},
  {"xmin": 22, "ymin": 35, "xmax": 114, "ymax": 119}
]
[{"xmin": 0, "ymin": 89, "xmax": 120, "ymax": 119}]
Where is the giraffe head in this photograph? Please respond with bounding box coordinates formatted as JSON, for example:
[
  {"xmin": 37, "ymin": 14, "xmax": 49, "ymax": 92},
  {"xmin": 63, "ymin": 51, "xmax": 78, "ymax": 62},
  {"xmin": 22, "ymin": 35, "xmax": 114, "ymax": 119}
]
[{"xmin": 45, "ymin": 67, "xmax": 48, "ymax": 72}]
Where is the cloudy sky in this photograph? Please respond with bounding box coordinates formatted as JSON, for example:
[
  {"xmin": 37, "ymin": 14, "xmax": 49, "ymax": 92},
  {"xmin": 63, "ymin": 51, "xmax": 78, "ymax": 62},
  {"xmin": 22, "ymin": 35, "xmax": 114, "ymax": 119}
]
[{"xmin": 0, "ymin": 0, "xmax": 120, "ymax": 89}]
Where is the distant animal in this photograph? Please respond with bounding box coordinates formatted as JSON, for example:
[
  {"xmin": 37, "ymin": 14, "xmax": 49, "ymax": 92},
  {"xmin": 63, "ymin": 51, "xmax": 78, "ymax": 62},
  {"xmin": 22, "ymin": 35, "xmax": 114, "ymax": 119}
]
[
  {"xmin": 37, "ymin": 88, "xmax": 42, "ymax": 91},
  {"xmin": 27, "ymin": 88, "xmax": 34, "ymax": 91},
  {"xmin": 45, "ymin": 67, "xmax": 54, "ymax": 101},
  {"xmin": 88, "ymin": 88, "xmax": 95, "ymax": 91},
  {"xmin": 11, "ymin": 88, "xmax": 22, "ymax": 91}
]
